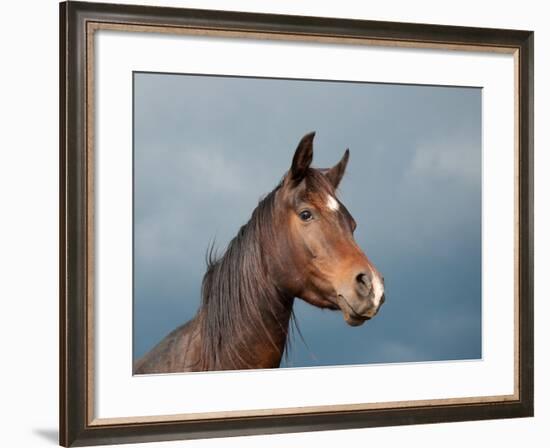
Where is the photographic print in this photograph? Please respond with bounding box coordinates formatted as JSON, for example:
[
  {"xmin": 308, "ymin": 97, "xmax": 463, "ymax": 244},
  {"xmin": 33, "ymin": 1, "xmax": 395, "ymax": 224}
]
[
  {"xmin": 132, "ymin": 73, "xmax": 482, "ymax": 374},
  {"xmin": 60, "ymin": 3, "xmax": 533, "ymax": 445}
]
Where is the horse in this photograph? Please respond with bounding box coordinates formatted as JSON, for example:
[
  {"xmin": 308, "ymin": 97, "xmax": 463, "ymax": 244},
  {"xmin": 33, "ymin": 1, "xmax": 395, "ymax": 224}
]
[{"xmin": 134, "ymin": 132, "xmax": 385, "ymax": 374}]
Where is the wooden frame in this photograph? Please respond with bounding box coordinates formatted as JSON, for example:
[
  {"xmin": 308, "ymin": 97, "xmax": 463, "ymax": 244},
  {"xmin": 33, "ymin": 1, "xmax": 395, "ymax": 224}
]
[{"xmin": 60, "ymin": 1, "xmax": 534, "ymax": 446}]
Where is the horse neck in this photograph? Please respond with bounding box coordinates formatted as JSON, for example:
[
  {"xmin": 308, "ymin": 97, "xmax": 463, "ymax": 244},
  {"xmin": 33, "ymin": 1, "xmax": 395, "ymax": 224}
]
[{"xmin": 198, "ymin": 221, "xmax": 294, "ymax": 371}]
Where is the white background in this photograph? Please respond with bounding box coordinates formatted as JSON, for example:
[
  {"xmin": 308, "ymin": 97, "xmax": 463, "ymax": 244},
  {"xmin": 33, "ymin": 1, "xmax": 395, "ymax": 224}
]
[{"xmin": 0, "ymin": 0, "xmax": 546, "ymax": 447}]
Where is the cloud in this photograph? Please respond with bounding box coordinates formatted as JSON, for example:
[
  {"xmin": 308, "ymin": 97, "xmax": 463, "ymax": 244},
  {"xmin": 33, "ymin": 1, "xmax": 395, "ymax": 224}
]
[
  {"xmin": 408, "ymin": 138, "xmax": 481, "ymax": 184},
  {"xmin": 132, "ymin": 73, "xmax": 483, "ymax": 366},
  {"xmin": 372, "ymin": 340, "xmax": 426, "ymax": 362},
  {"xmin": 184, "ymin": 148, "xmax": 247, "ymax": 193}
]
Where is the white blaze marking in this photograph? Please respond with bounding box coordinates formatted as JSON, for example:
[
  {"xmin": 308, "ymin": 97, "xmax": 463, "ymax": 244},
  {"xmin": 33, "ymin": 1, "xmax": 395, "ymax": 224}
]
[
  {"xmin": 326, "ymin": 195, "xmax": 339, "ymax": 211},
  {"xmin": 371, "ymin": 274, "xmax": 385, "ymax": 307}
]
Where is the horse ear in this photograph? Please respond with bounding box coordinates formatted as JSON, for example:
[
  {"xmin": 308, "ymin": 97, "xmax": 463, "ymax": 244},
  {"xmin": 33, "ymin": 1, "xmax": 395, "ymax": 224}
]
[
  {"xmin": 288, "ymin": 132, "xmax": 315, "ymax": 185},
  {"xmin": 325, "ymin": 149, "xmax": 350, "ymax": 189}
]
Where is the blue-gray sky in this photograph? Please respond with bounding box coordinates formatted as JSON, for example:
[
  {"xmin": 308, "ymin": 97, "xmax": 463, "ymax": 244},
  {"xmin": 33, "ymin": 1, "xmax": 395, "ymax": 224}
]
[{"xmin": 133, "ymin": 72, "xmax": 482, "ymax": 368}]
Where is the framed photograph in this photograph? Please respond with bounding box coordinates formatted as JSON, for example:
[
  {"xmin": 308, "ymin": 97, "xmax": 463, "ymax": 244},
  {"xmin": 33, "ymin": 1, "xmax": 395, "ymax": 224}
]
[{"xmin": 59, "ymin": 1, "xmax": 533, "ymax": 446}]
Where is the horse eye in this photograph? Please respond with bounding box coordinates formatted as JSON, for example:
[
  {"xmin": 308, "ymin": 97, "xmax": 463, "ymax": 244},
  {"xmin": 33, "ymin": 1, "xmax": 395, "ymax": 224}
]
[{"xmin": 299, "ymin": 210, "xmax": 313, "ymax": 221}]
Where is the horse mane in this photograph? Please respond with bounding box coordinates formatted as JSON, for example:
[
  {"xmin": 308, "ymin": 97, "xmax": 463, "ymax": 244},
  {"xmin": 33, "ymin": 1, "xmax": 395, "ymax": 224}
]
[{"xmin": 197, "ymin": 183, "xmax": 292, "ymax": 371}]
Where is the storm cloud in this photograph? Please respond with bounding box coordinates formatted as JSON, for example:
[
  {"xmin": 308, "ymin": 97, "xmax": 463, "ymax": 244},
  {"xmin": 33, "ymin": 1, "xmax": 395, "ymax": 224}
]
[{"xmin": 133, "ymin": 72, "xmax": 482, "ymax": 367}]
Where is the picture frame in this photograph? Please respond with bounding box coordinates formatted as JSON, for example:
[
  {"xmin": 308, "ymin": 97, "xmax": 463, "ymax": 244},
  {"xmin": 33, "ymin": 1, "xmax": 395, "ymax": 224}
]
[{"xmin": 59, "ymin": 1, "xmax": 534, "ymax": 446}]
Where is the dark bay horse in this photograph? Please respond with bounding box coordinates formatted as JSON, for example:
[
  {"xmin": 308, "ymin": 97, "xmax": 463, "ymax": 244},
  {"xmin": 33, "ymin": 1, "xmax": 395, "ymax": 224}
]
[{"xmin": 134, "ymin": 132, "xmax": 385, "ymax": 374}]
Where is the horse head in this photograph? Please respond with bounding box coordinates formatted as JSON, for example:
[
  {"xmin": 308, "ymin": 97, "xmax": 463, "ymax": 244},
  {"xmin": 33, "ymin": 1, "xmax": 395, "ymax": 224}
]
[{"xmin": 270, "ymin": 132, "xmax": 385, "ymax": 326}]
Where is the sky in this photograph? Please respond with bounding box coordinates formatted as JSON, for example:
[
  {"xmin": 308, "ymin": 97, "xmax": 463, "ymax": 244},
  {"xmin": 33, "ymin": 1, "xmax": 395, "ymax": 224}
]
[{"xmin": 133, "ymin": 72, "xmax": 482, "ymax": 369}]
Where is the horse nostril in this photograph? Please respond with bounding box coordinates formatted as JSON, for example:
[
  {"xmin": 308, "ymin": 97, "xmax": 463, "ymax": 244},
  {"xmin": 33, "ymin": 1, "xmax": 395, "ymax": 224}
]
[{"xmin": 356, "ymin": 273, "xmax": 367, "ymax": 286}]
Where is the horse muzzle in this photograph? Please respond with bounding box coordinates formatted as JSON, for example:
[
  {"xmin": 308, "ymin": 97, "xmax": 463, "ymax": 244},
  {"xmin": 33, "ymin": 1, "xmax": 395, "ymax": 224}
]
[
  {"xmin": 335, "ymin": 272, "xmax": 385, "ymax": 326},
  {"xmin": 335, "ymin": 294, "xmax": 383, "ymax": 326}
]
